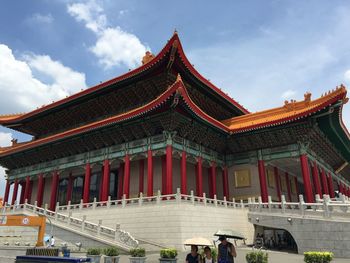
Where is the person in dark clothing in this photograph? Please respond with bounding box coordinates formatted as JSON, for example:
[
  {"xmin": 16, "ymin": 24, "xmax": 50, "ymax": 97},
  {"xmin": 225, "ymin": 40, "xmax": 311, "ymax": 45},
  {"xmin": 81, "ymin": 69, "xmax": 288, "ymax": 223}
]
[
  {"xmin": 217, "ymin": 236, "xmax": 236, "ymax": 263},
  {"xmin": 186, "ymin": 245, "xmax": 201, "ymax": 263}
]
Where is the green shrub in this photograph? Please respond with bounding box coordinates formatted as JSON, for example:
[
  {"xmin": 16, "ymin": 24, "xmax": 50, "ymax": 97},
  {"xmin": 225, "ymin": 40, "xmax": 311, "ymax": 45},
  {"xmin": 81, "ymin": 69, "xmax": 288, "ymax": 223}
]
[
  {"xmin": 130, "ymin": 248, "xmax": 146, "ymax": 257},
  {"xmin": 246, "ymin": 251, "xmax": 268, "ymax": 263},
  {"xmin": 160, "ymin": 248, "xmax": 177, "ymax": 259},
  {"xmin": 304, "ymin": 252, "xmax": 333, "ymax": 263},
  {"xmin": 87, "ymin": 248, "xmax": 101, "ymax": 256},
  {"xmin": 104, "ymin": 247, "xmax": 120, "ymax": 256}
]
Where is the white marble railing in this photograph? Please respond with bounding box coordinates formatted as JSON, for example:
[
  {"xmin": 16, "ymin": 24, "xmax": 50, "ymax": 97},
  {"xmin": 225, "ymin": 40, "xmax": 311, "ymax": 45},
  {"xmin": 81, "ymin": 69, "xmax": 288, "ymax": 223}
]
[
  {"xmin": 56, "ymin": 188, "xmax": 250, "ymax": 213},
  {"xmin": 248, "ymin": 194, "xmax": 350, "ymax": 219},
  {"xmin": 1, "ymin": 202, "xmax": 138, "ymax": 250}
]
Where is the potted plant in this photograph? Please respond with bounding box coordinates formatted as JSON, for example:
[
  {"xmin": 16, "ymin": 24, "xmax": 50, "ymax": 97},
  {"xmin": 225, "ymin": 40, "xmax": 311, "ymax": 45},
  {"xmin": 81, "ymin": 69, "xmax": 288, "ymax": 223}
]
[
  {"xmin": 159, "ymin": 248, "xmax": 177, "ymax": 263},
  {"xmin": 304, "ymin": 252, "xmax": 333, "ymax": 263},
  {"xmin": 246, "ymin": 250, "xmax": 268, "ymax": 263},
  {"xmin": 129, "ymin": 247, "xmax": 146, "ymax": 263},
  {"xmin": 87, "ymin": 248, "xmax": 102, "ymax": 263},
  {"xmin": 104, "ymin": 247, "xmax": 120, "ymax": 263}
]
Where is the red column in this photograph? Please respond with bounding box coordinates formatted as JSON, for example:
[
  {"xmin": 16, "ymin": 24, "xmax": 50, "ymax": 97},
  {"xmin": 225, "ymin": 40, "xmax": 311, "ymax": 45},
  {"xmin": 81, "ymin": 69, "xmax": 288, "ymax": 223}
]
[
  {"xmin": 20, "ymin": 182, "xmax": 26, "ymax": 204},
  {"xmin": 83, "ymin": 163, "xmax": 91, "ymax": 203},
  {"xmin": 123, "ymin": 154, "xmax": 130, "ymax": 198},
  {"xmin": 11, "ymin": 179, "xmax": 19, "ymax": 205},
  {"xmin": 117, "ymin": 163, "xmax": 124, "ymax": 199},
  {"xmin": 166, "ymin": 145, "xmax": 173, "ymax": 195},
  {"xmin": 23, "ymin": 176, "xmax": 30, "ymax": 202},
  {"xmin": 210, "ymin": 162, "xmax": 217, "ymax": 198},
  {"xmin": 208, "ymin": 167, "xmax": 213, "ymax": 198},
  {"xmin": 222, "ymin": 166, "xmax": 229, "ymax": 199},
  {"xmin": 66, "ymin": 173, "xmax": 73, "ymax": 203},
  {"xmin": 300, "ymin": 154, "xmax": 314, "ymax": 203},
  {"xmin": 274, "ymin": 167, "xmax": 281, "ymax": 202},
  {"xmin": 3, "ymin": 180, "xmax": 10, "ymax": 204},
  {"xmin": 311, "ymin": 162, "xmax": 322, "ymax": 196},
  {"xmin": 320, "ymin": 168, "xmax": 329, "ymax": 195},
  {"xmin": 196, "ymin": 157, "xmax": 203, "ymax": 196},
  {"xmin": 285, "ymin": 173, "xmax": 292, "ymax": 202},
  {"xmin": 36, "ymin": 174, "xmax": 45, "ymax": 207},
  {"xmin": 181, "ymin": 151, "xmax": 187, "ymax": 194},
  {"xmin": 147, "ymin": 149, "xmax": 153, "ymax": 196},
  {"xmin": 27, "ymin": 180, "xmax": 33, "ymax": 204},
  {"xmin": 49, "ymin": 171, "xmax": 59, "ymax": 211},
  {"xmin": 257, "ymin": 159, "xmax": 268, "ymax": 202},
  {"xmin": 161, "ymin": 156, "xmax": 166, "ymax": 194},
  {"xmin": 327, "ymin": 173, "xmax": 335, "ymax": 198},
  {"xmin": 139, "ymin": 159, "xmax": 144, "ymax": 194},
  {"xmin": 101, "ymin": 159, "xmax": 110, "ymax": 201},
  {"xmin": 294, "ymin": 177, "xmax": 300, "ymax": 196}
]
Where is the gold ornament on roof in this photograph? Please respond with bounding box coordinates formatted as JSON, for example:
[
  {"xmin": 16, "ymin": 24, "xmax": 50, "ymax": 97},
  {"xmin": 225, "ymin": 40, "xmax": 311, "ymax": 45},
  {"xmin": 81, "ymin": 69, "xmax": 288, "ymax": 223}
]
[{"xmin": 142, "ymin": 51, "xmax": 155, "ymax": 65}]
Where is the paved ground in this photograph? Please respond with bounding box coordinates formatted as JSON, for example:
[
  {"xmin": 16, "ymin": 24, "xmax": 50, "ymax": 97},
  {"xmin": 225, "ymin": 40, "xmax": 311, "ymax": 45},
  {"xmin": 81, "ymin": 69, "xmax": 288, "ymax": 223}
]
[{"xmin": 1, "ymin": 247, "xmax": 349, "ymax": 262}]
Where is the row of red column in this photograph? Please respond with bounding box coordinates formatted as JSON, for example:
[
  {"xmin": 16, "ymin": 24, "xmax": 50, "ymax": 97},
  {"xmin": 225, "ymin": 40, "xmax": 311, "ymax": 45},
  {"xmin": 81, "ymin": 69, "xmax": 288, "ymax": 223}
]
[
  {"xmin": 257, "ymin": 154, "xmax": 342, "ymax": 203},
  {"xmin": 81, "ymin": 147, "xmax": 230, "ymax": 202}
]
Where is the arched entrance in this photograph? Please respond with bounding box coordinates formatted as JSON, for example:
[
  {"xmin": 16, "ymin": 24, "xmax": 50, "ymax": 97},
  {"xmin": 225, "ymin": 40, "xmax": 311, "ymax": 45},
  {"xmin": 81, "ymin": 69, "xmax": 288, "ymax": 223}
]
[{"xmin": 254, "ymin": 225, "xmax": 298, "ymax": 253}]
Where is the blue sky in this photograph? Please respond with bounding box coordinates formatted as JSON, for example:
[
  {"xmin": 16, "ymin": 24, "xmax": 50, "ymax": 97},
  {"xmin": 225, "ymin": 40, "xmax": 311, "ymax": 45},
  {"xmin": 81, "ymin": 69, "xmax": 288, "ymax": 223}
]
[{"xmin": 1, "ymin": 0, "xmax": 350, "ymax": 197}]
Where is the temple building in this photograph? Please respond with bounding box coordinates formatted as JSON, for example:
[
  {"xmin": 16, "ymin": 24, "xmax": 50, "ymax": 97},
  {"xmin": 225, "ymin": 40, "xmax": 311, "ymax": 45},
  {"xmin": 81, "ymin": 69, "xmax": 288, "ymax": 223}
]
[{"xmin": 1, "ymin": 32, "xmax": 350, "ymax": 211}]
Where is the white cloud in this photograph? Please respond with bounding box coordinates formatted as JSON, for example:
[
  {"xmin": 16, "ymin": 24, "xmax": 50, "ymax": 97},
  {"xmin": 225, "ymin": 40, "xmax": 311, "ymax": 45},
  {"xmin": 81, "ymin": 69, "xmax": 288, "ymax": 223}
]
[
  {"xmin": 0, "ymin": 44, "xmax": 87, "ymax": 113},
  {"xmin": 344, "ymin": 70, "xmax": 350, "ymax": 84},
  {"xmin": 281, "ymin": 90, "xmax": 297, "ymax": 100},
  {"xmin": 90, "ymin": 27, "xmax": 148, "ymax": 68},
  {"xmin": 67, "ymin": 0, "xmax": 149, "ymax": 69},
  {"xmin": 0, "ymin": 132, "xmax": 12, "ymax": 147},
  {"xmin": 29, "ymin": 13, "xmax": 54, "ymax": 24}
]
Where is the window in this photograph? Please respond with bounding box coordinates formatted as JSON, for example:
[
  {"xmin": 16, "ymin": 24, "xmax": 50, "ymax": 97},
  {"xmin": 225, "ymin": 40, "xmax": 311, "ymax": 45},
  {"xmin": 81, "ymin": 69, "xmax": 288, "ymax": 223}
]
[
  {"xmin": 109, "ymin": 170, "xmax": 118, "ymax": 200},
  {"xmin": 266, "ymin": 168, "xmax": 275, "ymax": 188},
  {"xmin": 89, "ymin": 172, "xmax": 101, "ymax": 202},
  {"xmin": 71, "ymin": 176, "xmax": 84, "ymax": 204},
  {"xmin": 57, "ymin": 179, "xmax": 68, "ymax": 205}
]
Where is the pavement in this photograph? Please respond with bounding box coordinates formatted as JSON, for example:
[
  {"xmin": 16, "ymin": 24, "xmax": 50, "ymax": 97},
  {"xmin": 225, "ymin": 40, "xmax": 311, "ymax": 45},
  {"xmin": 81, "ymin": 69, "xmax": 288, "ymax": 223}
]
[{"xmin": 1, "ymin": 247, "xmax": 349, "ymax": 263}]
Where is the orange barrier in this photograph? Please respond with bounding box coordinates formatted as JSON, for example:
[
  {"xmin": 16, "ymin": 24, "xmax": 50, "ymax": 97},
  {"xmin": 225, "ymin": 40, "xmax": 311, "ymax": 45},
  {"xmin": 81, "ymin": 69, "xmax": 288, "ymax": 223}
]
[{"xmin": 0, "ymin": 215, "xmax": 46, "ymax": 246}]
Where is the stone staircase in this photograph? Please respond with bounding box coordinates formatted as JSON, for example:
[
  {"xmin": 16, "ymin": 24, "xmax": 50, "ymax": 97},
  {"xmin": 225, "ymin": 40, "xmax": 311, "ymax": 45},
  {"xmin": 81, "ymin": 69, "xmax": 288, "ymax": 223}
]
[{"xmin": 1, "ymin": 203, "xmax": 139, "ymax": 252}]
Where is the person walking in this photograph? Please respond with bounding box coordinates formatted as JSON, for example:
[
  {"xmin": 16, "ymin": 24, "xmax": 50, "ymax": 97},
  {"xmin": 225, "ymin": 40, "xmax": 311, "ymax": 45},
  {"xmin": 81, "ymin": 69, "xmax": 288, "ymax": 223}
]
[{"xmin": 217, "ymin": 236, "xmax": 236, "ymax": 263}]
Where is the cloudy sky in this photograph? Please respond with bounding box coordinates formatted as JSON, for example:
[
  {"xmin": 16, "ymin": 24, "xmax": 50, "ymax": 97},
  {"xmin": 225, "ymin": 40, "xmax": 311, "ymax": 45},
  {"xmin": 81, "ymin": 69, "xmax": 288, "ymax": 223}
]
[{"xmin": 1, "ymin": 0, "xmax": 350, "ymax": 197}]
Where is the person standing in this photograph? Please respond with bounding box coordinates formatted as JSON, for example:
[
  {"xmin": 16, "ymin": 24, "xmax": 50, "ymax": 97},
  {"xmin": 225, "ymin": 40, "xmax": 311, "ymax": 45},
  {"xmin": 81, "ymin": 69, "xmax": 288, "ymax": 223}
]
[
  {"xmin": 50, "ymin": 236, "xmax": 55, "ymax": 247},
  {"xmin": 217, "ymin": 236, "xmax": 236, "ymax": 263},
  {"xmin": 186, "ymin": 245, "xmax": 201, "ymax": 263},
  {"xmin": 202, "ymin": 246, "xmax": 214, "ymax": 263}
]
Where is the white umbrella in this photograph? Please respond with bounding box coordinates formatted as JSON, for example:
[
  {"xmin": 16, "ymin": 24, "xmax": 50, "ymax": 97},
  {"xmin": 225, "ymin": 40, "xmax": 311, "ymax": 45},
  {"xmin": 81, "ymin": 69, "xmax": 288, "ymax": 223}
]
[{"xmin": 184, "ymin": 237, "xmax": 213, "ymax": 246}]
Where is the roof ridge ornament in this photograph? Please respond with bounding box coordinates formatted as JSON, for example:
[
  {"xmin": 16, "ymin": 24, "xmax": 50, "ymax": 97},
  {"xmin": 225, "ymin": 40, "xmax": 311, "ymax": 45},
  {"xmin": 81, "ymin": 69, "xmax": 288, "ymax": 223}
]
[
  {"xmin": 176, "ymin": 73, "xmax": 182, "ymax": 82},
  {"xmin": 141, "ymin": 51, "xmax": 155, "ymax": 65}
]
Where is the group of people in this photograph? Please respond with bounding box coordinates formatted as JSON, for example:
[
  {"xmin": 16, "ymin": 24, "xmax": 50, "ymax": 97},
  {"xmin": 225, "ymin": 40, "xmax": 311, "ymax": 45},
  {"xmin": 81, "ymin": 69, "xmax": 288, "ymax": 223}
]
[{"xmin": 186, "ymin": 236, "xmax": 236, "ymax": 263}]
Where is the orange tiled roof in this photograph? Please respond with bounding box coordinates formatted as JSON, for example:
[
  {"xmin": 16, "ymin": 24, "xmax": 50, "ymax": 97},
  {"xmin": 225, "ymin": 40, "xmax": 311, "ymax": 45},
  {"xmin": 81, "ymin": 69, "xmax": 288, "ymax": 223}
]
[
  {"xmin": 222, "ymin": 85, "xmax": 348, "ymax": 133},
  {"xmin": 0, "ymin": 113, "xmax": 25, "ymax": 122}
]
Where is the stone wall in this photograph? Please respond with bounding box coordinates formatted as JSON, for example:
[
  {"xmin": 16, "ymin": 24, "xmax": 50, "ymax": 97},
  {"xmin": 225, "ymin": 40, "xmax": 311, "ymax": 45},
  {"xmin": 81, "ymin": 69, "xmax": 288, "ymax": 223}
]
[
  {"xmin": 67, "ymin": 202, "xmax": 254, "ymax": 250},
  {"xmin": 249, "ymin": 211, "xmax": 350, "ymax": 258}
]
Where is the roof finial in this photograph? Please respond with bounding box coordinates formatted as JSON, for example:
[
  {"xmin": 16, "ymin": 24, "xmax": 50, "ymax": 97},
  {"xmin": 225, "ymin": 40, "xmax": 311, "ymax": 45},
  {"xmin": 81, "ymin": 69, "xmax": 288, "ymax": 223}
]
[
  {"xmin": 142, "ymin": 51, "xmax": 155, "ymax": 65},
  {"xmin": 173, "ymin": 28, "xmax": 178, "ymax": 35},
  {"xmin": 176, "ymin": 73, "xmax": 182, "ymax": 82}
]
